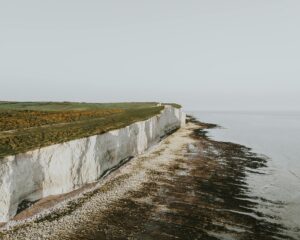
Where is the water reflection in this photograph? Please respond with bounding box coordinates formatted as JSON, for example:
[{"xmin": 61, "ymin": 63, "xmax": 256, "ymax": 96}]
[{"xmin": 190, "ymin": 121, "xmax": 296, "ymax": 239}]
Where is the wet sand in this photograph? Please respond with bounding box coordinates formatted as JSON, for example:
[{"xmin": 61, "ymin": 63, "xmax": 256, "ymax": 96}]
[{"xmin": 0, "ymin": 118, "xmax": 296, "ymax": 239}]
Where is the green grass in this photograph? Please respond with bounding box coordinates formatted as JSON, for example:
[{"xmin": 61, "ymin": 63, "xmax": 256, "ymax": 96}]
[
  {"xmin": 0, "ymin": 102, "xmax": 168, "ymax": 158},
  {"xmin": 0, "ymin": 101, "xmax": 159, "ymax": 111}
]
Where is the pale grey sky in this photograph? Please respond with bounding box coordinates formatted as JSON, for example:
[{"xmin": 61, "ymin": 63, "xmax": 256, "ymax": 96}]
[{"xmin": 0, "ymin": 1, "xmax": 299, "ymax": 111}]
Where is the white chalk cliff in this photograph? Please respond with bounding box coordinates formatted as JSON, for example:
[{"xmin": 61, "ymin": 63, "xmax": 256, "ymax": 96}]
[{"xmin": 0, "ymin": 106, "xmax": 185, "ymax": 222}]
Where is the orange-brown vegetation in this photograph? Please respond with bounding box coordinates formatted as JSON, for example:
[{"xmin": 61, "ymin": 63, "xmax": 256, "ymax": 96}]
[{"xmin": 0, "ymin": 109, "xmax": 123, "ymax": 132}]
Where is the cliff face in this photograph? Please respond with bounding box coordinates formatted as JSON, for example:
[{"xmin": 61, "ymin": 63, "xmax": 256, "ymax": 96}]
[{"xmin": 0, "ymin": 106, "xmax": 185, "ymax": 222}]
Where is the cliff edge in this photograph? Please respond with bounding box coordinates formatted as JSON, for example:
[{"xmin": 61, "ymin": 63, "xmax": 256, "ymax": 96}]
[{"xmin": 0, "ymin": 106, "xmax": 185, "ymax": 222}]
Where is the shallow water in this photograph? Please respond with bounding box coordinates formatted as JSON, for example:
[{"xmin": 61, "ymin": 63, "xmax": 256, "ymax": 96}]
[{"xmin": 190, "ymin": 111, "xmax": 300, "ymax": 238}]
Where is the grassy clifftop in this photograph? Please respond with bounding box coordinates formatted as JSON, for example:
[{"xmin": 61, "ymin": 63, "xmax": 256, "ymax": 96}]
[{"xmin": 0, "ymin": 102, "xmax": 169, "ymax": 158}]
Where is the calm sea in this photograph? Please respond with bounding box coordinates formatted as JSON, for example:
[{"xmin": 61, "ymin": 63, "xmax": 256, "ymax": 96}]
[{"xmin": 190, "ymin": 111, "xmax": 300, "ymax": 238}]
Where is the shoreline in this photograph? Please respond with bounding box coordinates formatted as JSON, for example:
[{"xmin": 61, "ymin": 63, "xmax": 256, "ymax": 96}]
[{"xmin": 1, "ymin": 118, "xmax": 297, "ymax": 239}]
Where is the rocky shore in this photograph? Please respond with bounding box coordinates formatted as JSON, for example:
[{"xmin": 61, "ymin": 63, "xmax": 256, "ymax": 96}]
[{"xmin": 0, "ymin": 118, "xmax": 295, "ymax": 240}]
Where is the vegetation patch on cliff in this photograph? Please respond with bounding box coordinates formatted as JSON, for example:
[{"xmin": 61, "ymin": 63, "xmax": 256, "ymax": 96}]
[{"xmin": 0, "ymin": 102, "xmax": 164, "ymax": 158}]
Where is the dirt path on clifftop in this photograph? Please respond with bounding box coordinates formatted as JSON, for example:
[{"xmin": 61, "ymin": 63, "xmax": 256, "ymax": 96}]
[{"xmin": 1, "ymin": 121, "xmax": 295, "ymax": 240}]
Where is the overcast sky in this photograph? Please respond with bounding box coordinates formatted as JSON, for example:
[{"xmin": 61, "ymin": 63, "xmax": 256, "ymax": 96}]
[{"xmin": 0, "ymin": 1, "xmax": 299, "ymax": 111}]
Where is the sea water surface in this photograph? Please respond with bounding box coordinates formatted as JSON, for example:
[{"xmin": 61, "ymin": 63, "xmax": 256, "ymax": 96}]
[{"xmin": 190, "ymin": 111, "xmax": 300, "ymax": 239}]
